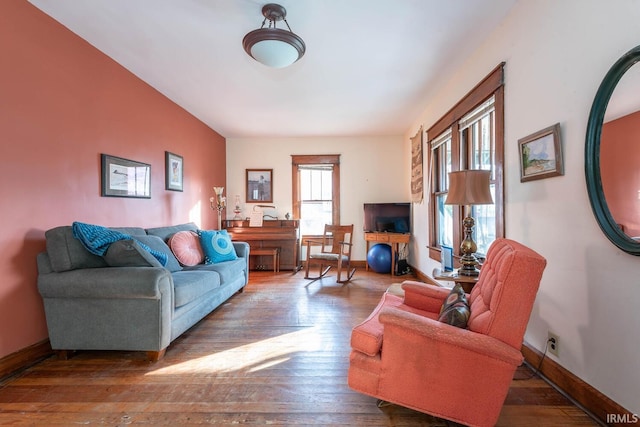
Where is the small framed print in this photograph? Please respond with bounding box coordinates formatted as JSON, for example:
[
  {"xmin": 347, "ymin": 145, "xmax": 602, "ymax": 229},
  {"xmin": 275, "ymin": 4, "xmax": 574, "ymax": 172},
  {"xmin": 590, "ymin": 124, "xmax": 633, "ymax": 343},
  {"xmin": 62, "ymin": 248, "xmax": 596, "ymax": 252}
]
[
  {"xmin": 165, "ymin": 151, "xmax": 183, "ymax": 191},
  {"xmin": 101, "ymin": 154, "xmax": 151, "ymax": 198},
  {"xmin": 441, "ymin": 245, "xmax": 454, "ymax": 272},
  {"xmin": 246, "ymin": 169, "xmax": 273, "ymax": 203},
  {"xmin": 519, "ymin": 123, "xmax": 564, "ymax": 182}
]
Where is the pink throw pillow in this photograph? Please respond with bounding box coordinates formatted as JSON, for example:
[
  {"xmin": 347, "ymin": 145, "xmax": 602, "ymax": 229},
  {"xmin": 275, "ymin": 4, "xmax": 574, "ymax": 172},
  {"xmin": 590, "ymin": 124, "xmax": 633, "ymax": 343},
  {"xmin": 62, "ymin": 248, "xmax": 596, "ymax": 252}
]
[{"xmin": 168, "ymin": 231, "xmax": 204, "ymax": 266}]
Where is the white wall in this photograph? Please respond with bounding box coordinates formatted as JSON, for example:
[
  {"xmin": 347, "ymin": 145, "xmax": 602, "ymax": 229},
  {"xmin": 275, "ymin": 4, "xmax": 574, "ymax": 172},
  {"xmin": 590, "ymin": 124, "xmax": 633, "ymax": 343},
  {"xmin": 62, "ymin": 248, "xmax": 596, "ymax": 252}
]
[
  {"xmin": 226, "ymin": 136, "xmax": 409, "ymax": 260},
  {"xmin": 406, "ymin": 0, "xmax": 640, "ymax": 413}
]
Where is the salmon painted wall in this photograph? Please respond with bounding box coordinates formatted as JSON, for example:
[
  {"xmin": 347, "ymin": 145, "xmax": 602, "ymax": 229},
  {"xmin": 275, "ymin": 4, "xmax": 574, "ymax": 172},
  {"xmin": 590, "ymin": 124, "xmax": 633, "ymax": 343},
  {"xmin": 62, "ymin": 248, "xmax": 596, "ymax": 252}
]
[
  {"xmin": 601, "ymin": 111, "xmax": 640, "ymax": 237},
  {"xmin": 0, "ymin": 1, "xmax": 226, "ymax": 359}
]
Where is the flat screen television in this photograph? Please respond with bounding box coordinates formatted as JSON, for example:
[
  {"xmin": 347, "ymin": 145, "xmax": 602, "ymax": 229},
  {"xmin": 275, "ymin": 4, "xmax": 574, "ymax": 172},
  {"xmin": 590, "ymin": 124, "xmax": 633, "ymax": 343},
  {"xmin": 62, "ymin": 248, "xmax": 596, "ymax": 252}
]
[{"xmin": 363, "ymin": 203, "xmax": 411, "ymax": 233}]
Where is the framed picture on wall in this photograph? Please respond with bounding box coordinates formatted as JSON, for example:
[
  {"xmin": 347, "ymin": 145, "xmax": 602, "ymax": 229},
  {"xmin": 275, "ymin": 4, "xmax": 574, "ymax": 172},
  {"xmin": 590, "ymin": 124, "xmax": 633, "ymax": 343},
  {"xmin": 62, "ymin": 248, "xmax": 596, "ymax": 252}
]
[
  {"xmin": 165, "ymin": 151, "xmax": 183, "ymax": 191},
  {"xmin": 246, "ymin": 169, "xmax": 273, "ymax": 203},
  {"xmin": 518, "ymin": 123, "xmax": 564, "ymax": 182},
  {"xmin": 101, "ymin": 154, "xmax": 151, "ymax": 198}
]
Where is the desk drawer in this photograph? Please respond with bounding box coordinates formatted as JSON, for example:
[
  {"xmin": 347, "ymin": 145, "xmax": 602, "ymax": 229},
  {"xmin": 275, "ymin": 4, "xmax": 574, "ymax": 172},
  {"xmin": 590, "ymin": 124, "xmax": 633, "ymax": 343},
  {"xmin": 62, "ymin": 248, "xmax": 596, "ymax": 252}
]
[{"xmin": 369, "ymin": 234, "xmax": 390, "ymax": 242}]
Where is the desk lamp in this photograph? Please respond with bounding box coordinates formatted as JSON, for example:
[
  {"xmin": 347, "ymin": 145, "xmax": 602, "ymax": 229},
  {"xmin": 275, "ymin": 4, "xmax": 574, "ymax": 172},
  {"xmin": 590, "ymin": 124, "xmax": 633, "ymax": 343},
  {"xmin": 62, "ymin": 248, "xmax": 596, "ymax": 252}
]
[{"xmin": 444, "ymin": 170, "xmax": 493, "ymax": 276}]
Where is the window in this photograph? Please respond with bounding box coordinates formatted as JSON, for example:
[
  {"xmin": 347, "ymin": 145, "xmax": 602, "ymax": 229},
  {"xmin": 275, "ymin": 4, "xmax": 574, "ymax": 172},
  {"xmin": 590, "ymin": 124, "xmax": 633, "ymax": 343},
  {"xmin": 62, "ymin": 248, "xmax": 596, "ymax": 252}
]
[
  {"xmin": 431, "ymin": 129, "xmax": 453, "ymax": 248},
  {"xmin": 299, "ymin": 165, "xmax": 333, "ymax": 235},
  {"xmin": 427, "ymin": 64, "xmax": 504, "ymax": 263},
  {"xmin": 459, "ymin": 96, "xmax": 496, "ymax": 255},
  {"xmin": 291, "ymin": 155, "xmax": 340, "ymax": 237}
]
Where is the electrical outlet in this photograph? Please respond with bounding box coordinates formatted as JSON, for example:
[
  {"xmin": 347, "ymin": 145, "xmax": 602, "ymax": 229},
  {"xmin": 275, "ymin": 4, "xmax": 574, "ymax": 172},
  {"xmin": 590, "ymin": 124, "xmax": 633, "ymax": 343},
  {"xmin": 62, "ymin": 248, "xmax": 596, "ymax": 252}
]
[{"xmin": 547, "ymin": 331, "xmax": 559, "ymax": 356}]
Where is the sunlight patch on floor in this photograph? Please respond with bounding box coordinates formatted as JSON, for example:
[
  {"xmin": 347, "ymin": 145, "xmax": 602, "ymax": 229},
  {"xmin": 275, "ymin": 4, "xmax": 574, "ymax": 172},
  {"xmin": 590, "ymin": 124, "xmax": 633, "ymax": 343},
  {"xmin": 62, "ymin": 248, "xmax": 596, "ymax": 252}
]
[{"xmin": 146, "ymin": 327, "xmax": 322, "ymax": 375}]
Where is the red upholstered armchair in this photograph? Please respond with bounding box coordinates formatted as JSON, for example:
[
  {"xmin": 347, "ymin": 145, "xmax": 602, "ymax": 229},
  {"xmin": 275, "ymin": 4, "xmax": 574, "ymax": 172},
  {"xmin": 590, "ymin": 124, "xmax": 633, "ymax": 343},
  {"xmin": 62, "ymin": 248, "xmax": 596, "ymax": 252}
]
[{"xmin": 348, "ymin": 238, "xmax": 547, "ymax": 427}]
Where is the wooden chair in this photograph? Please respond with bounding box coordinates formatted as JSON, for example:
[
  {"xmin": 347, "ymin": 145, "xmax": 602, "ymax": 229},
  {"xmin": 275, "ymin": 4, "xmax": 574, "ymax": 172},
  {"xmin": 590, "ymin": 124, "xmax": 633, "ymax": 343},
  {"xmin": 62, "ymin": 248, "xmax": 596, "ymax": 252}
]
[{"xmin": 304, "ymin": 224, "xmax": 356, "ymax": 283}]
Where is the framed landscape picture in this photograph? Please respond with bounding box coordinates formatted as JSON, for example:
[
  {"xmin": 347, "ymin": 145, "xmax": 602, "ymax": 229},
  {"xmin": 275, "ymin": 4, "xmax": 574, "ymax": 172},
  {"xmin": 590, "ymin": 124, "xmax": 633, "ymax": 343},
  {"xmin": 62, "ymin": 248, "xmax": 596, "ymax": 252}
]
[
  {"xmin": 165, "ymin": 151, "xmax": 183, "ymax": 191},
  {"xmin": 246, "ymin": 169, "xmax": 273, "ymax": 203},
  {"xmin": 519, "ymin": 123, "xmax": 564, "ymax": 182},
  {"xmin": 101, "ymin": 154, "xmax": 151, "ymax": 198}
]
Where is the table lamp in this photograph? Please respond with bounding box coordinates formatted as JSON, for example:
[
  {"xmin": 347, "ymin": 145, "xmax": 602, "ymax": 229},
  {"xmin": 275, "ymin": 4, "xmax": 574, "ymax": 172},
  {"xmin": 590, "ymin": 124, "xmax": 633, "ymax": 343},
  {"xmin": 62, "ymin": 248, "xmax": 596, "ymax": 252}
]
[{"xmin": 444, "ymin": 170, "xmax": 493, "ymax": 276}]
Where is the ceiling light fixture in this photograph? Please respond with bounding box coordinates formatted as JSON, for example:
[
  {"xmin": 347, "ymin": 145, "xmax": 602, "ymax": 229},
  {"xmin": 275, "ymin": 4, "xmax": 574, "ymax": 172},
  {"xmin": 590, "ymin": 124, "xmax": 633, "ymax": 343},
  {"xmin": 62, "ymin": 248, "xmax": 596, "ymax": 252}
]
[{"xmin": 242, "ymin": 3, "xmax": 306, "ymax": 68}]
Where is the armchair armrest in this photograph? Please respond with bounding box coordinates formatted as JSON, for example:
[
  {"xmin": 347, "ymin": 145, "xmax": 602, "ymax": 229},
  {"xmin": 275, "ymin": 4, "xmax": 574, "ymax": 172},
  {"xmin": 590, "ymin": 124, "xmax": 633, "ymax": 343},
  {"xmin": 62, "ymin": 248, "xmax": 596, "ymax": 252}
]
[
  {"xmin": 378, "ymin": 305, "xmax": 523, "ymax": 366},
  {"xmin": 401, "ymin": 280, "xmax": 451, "ymax": 313}
]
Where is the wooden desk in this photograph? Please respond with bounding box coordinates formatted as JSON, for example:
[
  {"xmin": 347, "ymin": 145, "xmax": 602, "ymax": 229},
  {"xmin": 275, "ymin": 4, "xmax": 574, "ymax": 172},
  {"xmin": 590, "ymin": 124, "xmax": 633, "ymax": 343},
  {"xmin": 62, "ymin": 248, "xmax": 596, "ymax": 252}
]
[
  {"xmin": 364, "ymin": 232, "xmax": 411, "ymax": 276},
  {"xmin": 432, "ymin": 268, "xmax": 479, "ymax": 293},
  {"xmin": 224, "ymin": 220, "xmax": 300, "ymax": 271}
]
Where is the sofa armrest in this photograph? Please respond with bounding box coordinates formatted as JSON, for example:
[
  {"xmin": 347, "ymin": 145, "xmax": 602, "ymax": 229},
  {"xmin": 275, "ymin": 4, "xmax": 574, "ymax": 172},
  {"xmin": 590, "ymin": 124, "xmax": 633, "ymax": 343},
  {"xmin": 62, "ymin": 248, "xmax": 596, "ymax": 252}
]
[
  {"xmin": 36, "ymin": 252, "xmax": 54, "ymax": 275},
  {"xmin": 38, "ymin": 266, "xmax": 174, "ymax": 353},
  {"xmin": 232, "ymin": 242, "xmax": 250, "ymax": 286},
  {"xmin": 38, "ymin": 266, "xmax": 173, "ymax": 301},
  {"xmin": 233, "ymin": 241, "xmax": 250, "ymax": 258},
  {"xmin": 401, "ymin": 280, "xmax": 451, "ymax": 313}
]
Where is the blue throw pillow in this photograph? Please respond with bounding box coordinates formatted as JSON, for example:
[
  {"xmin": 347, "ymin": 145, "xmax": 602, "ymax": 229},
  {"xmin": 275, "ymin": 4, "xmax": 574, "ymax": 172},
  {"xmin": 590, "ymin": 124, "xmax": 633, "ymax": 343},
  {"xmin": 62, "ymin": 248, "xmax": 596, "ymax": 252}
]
[{"xmin": 198, "ymin": 229, "xmax": 238, "ymax": 264}]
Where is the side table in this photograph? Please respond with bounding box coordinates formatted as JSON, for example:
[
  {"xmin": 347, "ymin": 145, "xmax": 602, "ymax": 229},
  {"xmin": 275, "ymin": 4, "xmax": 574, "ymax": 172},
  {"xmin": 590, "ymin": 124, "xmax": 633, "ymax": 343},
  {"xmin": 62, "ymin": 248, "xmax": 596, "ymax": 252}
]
[{"xmin": 432, "ymin": 268, "xmax": 479, "ymax": 294}]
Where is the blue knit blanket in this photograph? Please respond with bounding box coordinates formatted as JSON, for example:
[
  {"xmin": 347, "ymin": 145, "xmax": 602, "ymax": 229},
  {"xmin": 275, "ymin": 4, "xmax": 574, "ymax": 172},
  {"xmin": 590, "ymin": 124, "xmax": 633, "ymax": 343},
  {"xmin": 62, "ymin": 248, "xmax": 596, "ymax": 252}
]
[{"xmin": 72, "ymin": 221, "xmax": 167, "ymax": 266}]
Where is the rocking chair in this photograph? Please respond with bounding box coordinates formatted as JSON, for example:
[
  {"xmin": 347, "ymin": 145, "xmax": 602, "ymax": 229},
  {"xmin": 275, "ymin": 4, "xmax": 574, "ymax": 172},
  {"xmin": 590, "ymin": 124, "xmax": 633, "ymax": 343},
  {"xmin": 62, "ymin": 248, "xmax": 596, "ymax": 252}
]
[{"xmin": 304, "ymin": 224, "xmax": 356, "ymax": 283}]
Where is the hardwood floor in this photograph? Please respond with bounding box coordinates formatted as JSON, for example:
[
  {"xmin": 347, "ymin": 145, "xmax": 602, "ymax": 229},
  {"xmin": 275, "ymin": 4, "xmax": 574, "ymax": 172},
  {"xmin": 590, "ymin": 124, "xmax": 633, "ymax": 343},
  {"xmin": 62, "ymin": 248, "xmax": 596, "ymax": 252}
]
[{"xmin": 0, "ymin": 270, "xmax": 600, "ymax": 426}]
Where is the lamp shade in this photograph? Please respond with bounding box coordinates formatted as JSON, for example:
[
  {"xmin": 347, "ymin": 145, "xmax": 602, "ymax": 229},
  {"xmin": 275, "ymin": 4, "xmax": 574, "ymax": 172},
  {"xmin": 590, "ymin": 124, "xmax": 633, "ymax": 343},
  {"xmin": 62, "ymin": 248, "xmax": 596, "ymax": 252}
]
[{"xmin": 444, "ymin": 170, "xmax": 493, "ymax": 205}]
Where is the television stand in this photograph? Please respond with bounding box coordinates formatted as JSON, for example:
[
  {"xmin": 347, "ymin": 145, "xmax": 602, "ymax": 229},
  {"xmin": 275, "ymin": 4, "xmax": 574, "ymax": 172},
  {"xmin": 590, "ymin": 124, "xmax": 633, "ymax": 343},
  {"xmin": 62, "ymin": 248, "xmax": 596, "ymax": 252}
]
[{"xmin": 364, "ymin": 232, "xmax": 411, "ymax": 276}]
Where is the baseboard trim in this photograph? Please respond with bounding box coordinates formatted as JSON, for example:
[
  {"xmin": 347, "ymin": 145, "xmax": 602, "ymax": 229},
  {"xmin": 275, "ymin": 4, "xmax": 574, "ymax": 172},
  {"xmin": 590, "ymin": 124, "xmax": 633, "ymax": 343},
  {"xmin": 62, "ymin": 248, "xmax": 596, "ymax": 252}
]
[
  {"xmin": 302, "ymin": 260, "xmax": 368, "ymax": 269},
  {"xmin": 412, "ymin": 265, "xmax": 440, "ymax": 286},
  {"xmin": 0, "ymin": 339, "xmax": 52, "ymax": 383},
  {"xmin": 522, "ymin": 342, "xmax": 637, "ymax": 426},
  {"xmin": 352, "ymin": 260, "xmax": 367, "ymax": 269},
  {"xmin": 411, "ymin": 264, "xmax": 636, "ymax": 426}
]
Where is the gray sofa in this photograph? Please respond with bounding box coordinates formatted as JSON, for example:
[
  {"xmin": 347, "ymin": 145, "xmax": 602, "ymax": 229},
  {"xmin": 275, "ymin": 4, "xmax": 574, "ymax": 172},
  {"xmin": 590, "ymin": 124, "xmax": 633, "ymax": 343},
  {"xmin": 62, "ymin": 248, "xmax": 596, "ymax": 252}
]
[{"xmin": 36, "ymin": 222, "xmax": 249, "ymax": 360}]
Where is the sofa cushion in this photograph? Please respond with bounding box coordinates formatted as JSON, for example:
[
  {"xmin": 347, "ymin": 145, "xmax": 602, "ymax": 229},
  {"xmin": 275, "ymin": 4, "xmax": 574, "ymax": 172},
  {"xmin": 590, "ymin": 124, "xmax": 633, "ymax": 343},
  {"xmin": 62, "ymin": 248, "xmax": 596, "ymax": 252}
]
[
  {"xmin": 169, "ymin": 231, "xmax": 204, "ymax": 266},
  {"xmin": 184, "ymin": 257, "xmax": 245, "ymax": 284},
  {"xmin": 438, "ymin": 284, "xmax": 470, "ymax": 328},
  {"xmin": 199, "ymin": 229, "xmax": 238, "ymax": 264},
  {"xmin": 171, "ymin": 270, "xmax": 221, "ymax": 308},
  {"xmin": 45, "ymin": 226, "xmax": 108, "ymax": 272},
  {"xmin": 104, "ymin": 239, "xmax": 164, "ymax": 268},
  {"xmin": 133, "ymin": 235, "xmax": 182, "ymax": 272},
  {"xmin": 109, "ymin": 227, "xmax": 147, "ymax": 236},
  {"xmin": 145, "ymin": 223, "xmax": 198, "ymax": 242}
]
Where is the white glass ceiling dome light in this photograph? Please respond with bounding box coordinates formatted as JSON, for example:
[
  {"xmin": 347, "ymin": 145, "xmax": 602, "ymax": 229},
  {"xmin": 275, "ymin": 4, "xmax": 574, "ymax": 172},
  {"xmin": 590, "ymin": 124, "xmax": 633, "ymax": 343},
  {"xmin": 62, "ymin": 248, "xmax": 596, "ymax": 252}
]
[{"xmin": 242, "ymin": 3, "xmax": 306, "ymax": 68}]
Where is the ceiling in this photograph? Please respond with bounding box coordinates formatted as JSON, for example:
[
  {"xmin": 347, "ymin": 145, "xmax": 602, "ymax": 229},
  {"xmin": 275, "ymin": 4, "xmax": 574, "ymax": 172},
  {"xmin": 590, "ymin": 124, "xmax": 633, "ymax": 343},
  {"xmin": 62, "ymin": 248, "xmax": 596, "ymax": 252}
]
[{"xmin": 28, "ymin": 0, "xmax": 518, "ymax": 138}]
